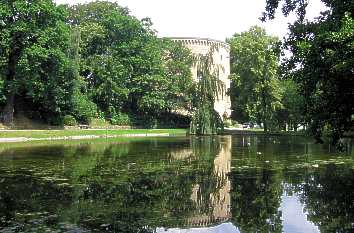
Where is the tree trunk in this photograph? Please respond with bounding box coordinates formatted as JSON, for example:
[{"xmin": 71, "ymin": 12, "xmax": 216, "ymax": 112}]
[
  {"xmin": 1, "ymin": 31, "xmax": 22, "ymax": 126},
  {"xmin": 263, "ymin": 120, "xmax": 268, "ymax": 132},
  {"xmin": 262, "ymin": 91, "xmax": 268, "ymax": 133},
  {"xmin": 2, "ymin": 92, "xmax": 15, "ymax": 126},
  {"xmin": 294, "ymin": 124, "xmax": 298, "ymax": 132}
]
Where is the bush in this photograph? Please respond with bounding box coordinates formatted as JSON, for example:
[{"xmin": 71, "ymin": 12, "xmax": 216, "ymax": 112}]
[
  {"xmin": 110, "ymin": 112, "xmax": 131, "ymax": 126},
  {"xmin": 72, "ymin": 92, "xmax": 97, "ymax": 124},
  {"xmin": 63, "ymin": 115, "xmax": 77, "ymax": 126}
]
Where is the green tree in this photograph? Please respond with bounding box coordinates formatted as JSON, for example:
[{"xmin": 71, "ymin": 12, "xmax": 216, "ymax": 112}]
[
  {"xmin": 67, "ymin": 2, "xmax": 145, "ymax": 117},
  {"xmin": 262, "ymin": 0, "xmax": 354, "ymax": 145},
  {"xmin": 67, "ymin": 28, "xmax": 98, "ymax": 123},
  {"xmin": 189, "ymin": 45, "xmax": 224, "ymax": 135},
  {"xmin": 67, "ymin": 2, "xmax": 194, "ymax": 124},
  {"xmin": 161, "ymin": 39, "xmax": 194, "ymax": 113},
  {"xmin": 276, "ymin": 79, "xmax": 305, "ymax": 131},
  {"xmin": 0, "ymin": 0, "xmax": 75, "ymax": 125},
  {"xmin": 227, "ymin": 26, "xmax": 282, "ymax": 132}
]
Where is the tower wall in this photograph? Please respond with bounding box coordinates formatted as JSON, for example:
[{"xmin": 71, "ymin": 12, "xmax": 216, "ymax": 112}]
[{"xmin": 170, "ymin": 37, "xmax": 232, "ymax": 119}]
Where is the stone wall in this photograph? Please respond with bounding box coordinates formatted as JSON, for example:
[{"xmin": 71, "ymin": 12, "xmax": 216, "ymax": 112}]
[{"xmin": 169, "ymin": 37, "xmax": 232, "ymax": 120}]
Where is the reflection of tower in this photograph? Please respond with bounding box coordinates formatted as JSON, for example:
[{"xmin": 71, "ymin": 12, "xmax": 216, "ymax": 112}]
[
  {"xmin": 211, "ymin": 135, "xmax": 231, "ymax": 221},
  {"xmin": 188, "ymin": 136, "xmax": 232, "ymax": 227},
  {"xmin": 168, "ymin": 148, "xmax": 194, "ymax": 160}
]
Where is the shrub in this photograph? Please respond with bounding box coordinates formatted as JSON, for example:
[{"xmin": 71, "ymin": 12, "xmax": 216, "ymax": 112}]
[
  {"xmin": 110, "ymin": 112, "xmax": 131, "ymax": 126},
  {"xmin": 63, "ymin": 115, "xmax": 77, "ymax": 126},
  {"xmin": 72, "ymin": 92, "xmax": 97, "ymax": 124}
]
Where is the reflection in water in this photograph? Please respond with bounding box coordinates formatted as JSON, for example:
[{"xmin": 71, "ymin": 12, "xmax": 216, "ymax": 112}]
[
  {"xmin": 0, "ymin": 135, "xmax": 353, "ymax": 233},
  {"xmin": 187, "ymin": 136, "xmax": 231, "ymax": 227},
  {"xmin": 281, "ymin": 195, "xmax": 319, "ymax": 233},
  {"xmin": 157, "ymin": 222, "xmax": 240, "ymax": 233}
]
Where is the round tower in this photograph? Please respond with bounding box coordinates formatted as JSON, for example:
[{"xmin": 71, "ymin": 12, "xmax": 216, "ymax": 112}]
[{"xmin": 169, "ymin": 37, "xmax": 232, "ymax": 120}]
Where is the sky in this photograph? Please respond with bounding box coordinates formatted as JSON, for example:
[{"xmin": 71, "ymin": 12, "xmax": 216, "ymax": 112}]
[
  {"xmin": 155, "ymin": 194, "xmax": 320, "ymax": 233},
  {"xmin": 55, "ymin": 0, "xmax": 327, "ymax": 41}
]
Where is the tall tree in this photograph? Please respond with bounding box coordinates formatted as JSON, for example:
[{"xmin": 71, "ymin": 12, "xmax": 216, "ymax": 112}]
[
  {"xmin": 190, "ymin": 45, "xmax": 225, "ymax": 135},
  {"xmin": 276, "ymin": 79, "xmax": 305, "ymax": 131},
  {"xmin": 67, "ymin": 1, "xmax": 150, "ymax": 116},
  {"xmin": 66, "ymin": 2, "xmax": 194, "ymax": 123},
  {"xmin": 262, "ymin": 0, "xmax": 354, "ymax": 145},
  {"xmin": 0, "ymin": 0, "xmax": 74, "ymax": 125},
  {"xmin": 227, "ymin": 26, "xmax": 282, "ymax": 132},
  {"xmin": 160, "ymin": 39, "xmax": 194, "ymax": 113}
]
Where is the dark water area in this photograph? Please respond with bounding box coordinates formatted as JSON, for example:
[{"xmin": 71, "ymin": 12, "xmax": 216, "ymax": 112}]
[{"xmin": 0, "ymin": 135, "xmax": 353, "ymax": 233}]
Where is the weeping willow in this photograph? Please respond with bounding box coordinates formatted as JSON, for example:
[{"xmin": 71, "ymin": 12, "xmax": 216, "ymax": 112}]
[{"xmin": 190, "ymin": 45, "xmax": 225, "ymax": 135}]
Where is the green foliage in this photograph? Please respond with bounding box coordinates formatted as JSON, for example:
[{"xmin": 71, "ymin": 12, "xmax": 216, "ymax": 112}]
[
  {"xmin": 109, "ymin": 111, "xmax": 131, "ymax": 126},
  {"xmin": 275, "ymin": 79, "xmax": 305, "ymax": 131},
  {"xmin": 71, "ymin": 90, "xmax": 97, "ymax": 124},
  {"xmin": 66, "ymin": 2, "xmax": 194, "ymax": 124},
  {"xmin": 0, "ymin": 78, "xmax": 5, "ymax": 104},
  {"xmin": 262, "ymin": 0, "xmax": 354, "ymax": 145},
  {"xmin": 161, "ymin": 39, "xmax": 194, "ymax": 112},
  {"xmin": 63, "ymin": 115, "xmax": 77, "ymax": 126},
  {"xmin": 190, "ymin": 104, "xmax": 223, "ymax": 135},
  {"xmin": 0, "ymin": 0, "xmax": 77, "ymax": 125},
  {"xmin": 227, "ymin": 26, "xmax": 282, "ymax": 132},
  {"xmin": 67, "ymin": 2, "xmax": 136, "ymax": 113},
  {"xmin": 189, "ymin": 45, "xmax": 224, "ymax": 135},
  {"xmin": 67, "ymin": 27, "xmax": 98, "ymax": 124},
  {"xmin": 0, "ymin": 0, "xmax": 194, "ymax": 127}
]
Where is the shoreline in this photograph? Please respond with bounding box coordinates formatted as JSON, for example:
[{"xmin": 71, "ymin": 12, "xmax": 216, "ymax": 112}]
[
  {"xmin": 1, "ymin": 128, "xmax": 352, "ymax": 143},
  {"xmin": 0, "ymin": 129, "xmax": 187, "ymax": 143},
  {"xmin": 223, "ymin": 128, "xmax": 306, "ymax": 136},
  {"xmin": 0, "ymin": 133, "xmax": 172, "ymax": 143}
]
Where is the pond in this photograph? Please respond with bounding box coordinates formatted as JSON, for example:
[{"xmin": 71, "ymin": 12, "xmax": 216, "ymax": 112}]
[{"xmin": 0, "ymin": 135, "xmax": 353, "ymax": 233}]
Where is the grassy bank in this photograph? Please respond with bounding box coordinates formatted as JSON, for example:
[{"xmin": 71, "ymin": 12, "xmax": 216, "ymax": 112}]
[
  {"xmin": 224, "ymin": 128, "xmax": 306, "ymax": 136},
  {"xmin": 0, "ymin": 128, "xmax": 187, "ymax": 139}
]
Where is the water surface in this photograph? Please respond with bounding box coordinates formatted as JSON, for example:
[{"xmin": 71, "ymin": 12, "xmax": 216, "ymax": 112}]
[{"xmin": 0, "ymin": 135, "xmax": 353, "ymax": 233}]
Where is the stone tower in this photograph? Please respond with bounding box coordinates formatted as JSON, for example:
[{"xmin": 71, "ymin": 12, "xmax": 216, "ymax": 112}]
[{"xmin": 170, "ymin": 37, "xmax": 232, "ymax": 120}]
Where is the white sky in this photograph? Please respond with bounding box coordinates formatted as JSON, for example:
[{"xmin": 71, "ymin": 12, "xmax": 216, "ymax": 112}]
[{"xmin": 55, "ymin": 0, "xmax": 326, "ymax": 41}]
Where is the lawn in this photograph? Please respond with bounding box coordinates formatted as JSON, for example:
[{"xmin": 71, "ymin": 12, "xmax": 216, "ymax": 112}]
[{"xmin": 0, "ymin": 128, "xmax": 187, "ymax": 139}]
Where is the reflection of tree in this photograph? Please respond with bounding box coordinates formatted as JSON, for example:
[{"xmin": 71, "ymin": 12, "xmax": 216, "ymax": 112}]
[
  {"xmin": 62, "ymin": 137, "xmax": 230, "ymax": 232},
  {"xmin": 66, "ymin": 169, "xmax": 197, "ymax": 232},
  {"xmin": 297, "ymin": 165, "xmax": 354, "ymax": 233},
  {"xmin": 230, "ymin": 168, "xmax": 283, "ymax": 233},
  {"xmin": 59, "ymin": 139, "xmax": 202, "ymax": 232},
  {"xmin": 0, "ymin": 171, "xmax": 72, "ymax": 231},
  {"xmin": 0, "ymin": 137, "xmax": 231, "ymax": 232},
  {"xmin": 2, "ymin": 136, "xmax": 354, "ymax": 232}
]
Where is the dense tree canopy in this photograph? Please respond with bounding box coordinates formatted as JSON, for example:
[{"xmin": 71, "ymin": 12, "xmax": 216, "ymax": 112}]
[
  {"xmin": 276, "ymin": 79, "xmax": 305, "ymax": 131},
  {"xmin": 0, "ymin": 0, "xmax": 76, "ymax": 125},
  {"xmin": 262, "ymin": 0, "xmax": 354, "ymax": 144},
  {"xmin": 227, "ymin": 26, "xmax": 282, "ymax": 132},
  {"xmin": 0, "ymin": 0, "xmax": 194, "ymax": 127},
  {"xmin": 66, "ymin": 2, "xmax": 194, "ymax": 125}
]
